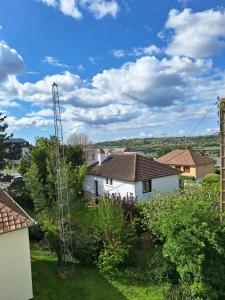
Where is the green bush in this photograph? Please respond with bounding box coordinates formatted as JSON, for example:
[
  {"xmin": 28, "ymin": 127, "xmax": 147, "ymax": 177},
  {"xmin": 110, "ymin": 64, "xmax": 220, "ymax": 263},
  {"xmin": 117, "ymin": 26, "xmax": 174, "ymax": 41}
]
[
  {"xmin": 203, "ymin": 173, "xmax": 220, "ymax": 184},
  {"xmin": 95, "ymin": 196, "xmax": 137, "ymax": 276},
  {"xmin": 98, "ymin": 241, "xmax": 129, "ymax": 276},
  {"xmin": 73, "ymin": 223, "xmax": 102, "ymax": 266},
  {"xmin": 142, "ymin": 186, "xmax": 225, "ymax": 299}
]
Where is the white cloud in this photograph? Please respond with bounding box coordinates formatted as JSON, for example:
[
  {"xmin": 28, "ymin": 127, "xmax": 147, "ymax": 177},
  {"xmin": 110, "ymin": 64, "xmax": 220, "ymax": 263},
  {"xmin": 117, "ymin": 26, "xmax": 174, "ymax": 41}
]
[
  {"xmin": 112, "ymin": 49, "xmax": 125, "ymax": 58},
  {"xmin": 165, "ymin": 8, "xmax": 225, "ymax": 58},
  {"xmin": 26, "ymin": 108, "xmax": 53, "ymax": 117},
  {"xmin": 41, "ymin": 0, "xmax": 119, "ymax": 20},
  {"xmin": 43, "ymin": 56, "xmax": 69, "ymax": 68},
  {"xmin": 59, "ymin": 0, "xmax": 82, "ymax": 19},
  {"xmin": 7, "ymin": 115, "xmax": 52, "ymax": 131},
  {"xmin": 132, "ymin": 45, "xmax": 161, "ymax": 57},
  {"xmin": 0, "ymin": 42, "xmax": 24, "ymax": 81},
  {"xmin": 41, "ymin": 0, "xmax": 57, "ymax": 7},
  {"xmin": 80, "ymin": 0, "xmax": 119, "ymax": 19},
  {"xmin": 112, "ymin": 44, "xmax": 160, "ymax": 58}
]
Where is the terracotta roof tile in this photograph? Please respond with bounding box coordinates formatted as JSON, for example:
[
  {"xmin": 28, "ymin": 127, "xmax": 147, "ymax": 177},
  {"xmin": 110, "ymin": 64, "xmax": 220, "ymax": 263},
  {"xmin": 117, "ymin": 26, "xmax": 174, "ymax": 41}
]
[
  {"xmin": 0, "ymin": 189, "xmax": 35, "ymax": 235},
  {"xmin": 87, "ymin": 153, "xmax": 180, "ymax": 182},
  {"xmin": 156, "ymin": 149, "xmax": 216, "ymax": 166}
]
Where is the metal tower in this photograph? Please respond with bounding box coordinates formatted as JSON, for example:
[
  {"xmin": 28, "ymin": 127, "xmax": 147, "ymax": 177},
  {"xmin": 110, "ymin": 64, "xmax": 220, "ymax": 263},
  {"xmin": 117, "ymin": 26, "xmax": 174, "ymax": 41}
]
[
  {"xmin": 52, "ymin": 82, "xmax": 73, "ymax": 270},
  {"xmin": 220, "ymin": 98, "xmax": 225, "ymax": 219}
]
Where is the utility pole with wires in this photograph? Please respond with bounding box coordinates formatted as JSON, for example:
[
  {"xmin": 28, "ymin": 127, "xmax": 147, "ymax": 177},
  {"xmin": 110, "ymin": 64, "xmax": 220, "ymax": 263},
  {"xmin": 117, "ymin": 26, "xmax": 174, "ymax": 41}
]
[
  {"xmin": 52, "ymin": 82, "xmax": 73, "ymax": 273},
  {"xmin": 220, "ymin": 98, "xmax": 225, "ymax": 220}
]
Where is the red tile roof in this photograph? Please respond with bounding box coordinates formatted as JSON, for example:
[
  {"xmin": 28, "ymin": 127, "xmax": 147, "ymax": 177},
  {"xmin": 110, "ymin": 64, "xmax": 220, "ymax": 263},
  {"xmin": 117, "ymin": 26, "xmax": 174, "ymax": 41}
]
[
  {"xmin": 87, "ymin": 153, "xmax": 180, "ymax": 182},
  {"xmin": 0, "ymin": 189, "xmax": 35, "ymax": 235},
  {"xmin": 156, "ymin": 149, "xmax": 216, "ymax": 166}
]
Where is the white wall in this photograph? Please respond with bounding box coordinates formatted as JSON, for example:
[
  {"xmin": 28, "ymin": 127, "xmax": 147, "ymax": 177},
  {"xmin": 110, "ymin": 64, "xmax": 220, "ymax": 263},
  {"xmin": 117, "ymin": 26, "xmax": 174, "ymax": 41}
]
[
  {"xmin": 135, "ymin": 174, "xmax": 180, "ymax": 201},
  {"xmin": 83, "ymin": 175, "xmax": 135, "ymax": 198},
  {"xmin": 0, "ymin": 228, "xmax": 33, "ymax": 300},
  {"xmin": 83, "ymin": 174, "xmax": 179, "ymax": 200}
]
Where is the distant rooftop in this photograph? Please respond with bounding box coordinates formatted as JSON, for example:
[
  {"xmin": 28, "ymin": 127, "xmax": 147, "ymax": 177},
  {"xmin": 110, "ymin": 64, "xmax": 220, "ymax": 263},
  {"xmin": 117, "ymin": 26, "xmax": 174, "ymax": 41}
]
[
  {"xmin": 4, "ymin": 138, "xmax": 29, "ymax": 145},
  {"xmin": 156, "ymin": 149, "xmax": 216, "ymax": 166}
]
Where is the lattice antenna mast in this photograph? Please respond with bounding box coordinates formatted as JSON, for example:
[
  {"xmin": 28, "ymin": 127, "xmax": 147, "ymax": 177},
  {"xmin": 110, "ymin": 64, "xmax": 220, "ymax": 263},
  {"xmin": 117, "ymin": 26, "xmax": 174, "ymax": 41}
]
[
  {"xmin": 220, "ymin": 98, "xmax": 225, "ymax": 220},
  {"xmin": 52, "ymin": 82, "xmax": 73, "ymax": 270}
]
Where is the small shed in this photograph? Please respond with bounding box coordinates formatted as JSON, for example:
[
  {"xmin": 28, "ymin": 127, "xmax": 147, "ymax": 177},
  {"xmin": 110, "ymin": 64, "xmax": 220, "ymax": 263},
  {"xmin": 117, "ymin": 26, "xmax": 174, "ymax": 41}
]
[{"xmin": 0, "ymin": 189, "xmax": 35, "ymax": 300}]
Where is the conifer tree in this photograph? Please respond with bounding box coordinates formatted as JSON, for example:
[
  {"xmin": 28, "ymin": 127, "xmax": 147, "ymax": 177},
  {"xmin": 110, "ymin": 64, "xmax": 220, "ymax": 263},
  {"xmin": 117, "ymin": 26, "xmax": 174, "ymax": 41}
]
[{"xmin": 0, "ymin": 113, "xmax": 10, "ymax": 170}]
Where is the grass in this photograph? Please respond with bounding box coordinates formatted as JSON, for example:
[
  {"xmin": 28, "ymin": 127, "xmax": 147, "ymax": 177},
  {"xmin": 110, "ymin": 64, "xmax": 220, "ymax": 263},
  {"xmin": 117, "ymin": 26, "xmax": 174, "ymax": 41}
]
[
  {"xmin": 32, "ymin": 199, "xmax": 164, "ymax": 299},
  {"xmin": 71, "ymin": 198, "xmax": 97, "ymax": 226},
  {"xmin": 31, "ymin": 247, "xmax": 164, "ymax": 300}
]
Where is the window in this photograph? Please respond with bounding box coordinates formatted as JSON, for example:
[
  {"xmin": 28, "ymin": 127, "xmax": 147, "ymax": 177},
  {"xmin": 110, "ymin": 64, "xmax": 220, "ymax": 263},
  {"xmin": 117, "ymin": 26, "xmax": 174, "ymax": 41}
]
[
  {"xmin": 106, "ymin": 177, "xmax": 109, "ymax": 184},
  {"xmin": 110, "ymin": 178, "xmax": 113, "ymax": 185},
  {"xmin": 184, "ymin": 166, "xmax": 190, "ymax": 173},
  {"xmin": 142, "ymin": 180, "xmax": 152, "ymax": 193}
]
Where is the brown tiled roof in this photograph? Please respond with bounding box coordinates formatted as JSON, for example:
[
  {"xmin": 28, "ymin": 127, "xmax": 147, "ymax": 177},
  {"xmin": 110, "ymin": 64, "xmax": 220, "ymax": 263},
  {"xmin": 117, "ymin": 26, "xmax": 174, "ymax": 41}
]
[
  {"xmin": 0, "ymin": 189, "xmax": 35, "ymax": 235},
  {"xmin": 156, "ymin": 149, "xmax": 216, "ymax": 166},
  {"xmin": 87, "ymin": 153, "xmax": 180, "ymax": 182}
]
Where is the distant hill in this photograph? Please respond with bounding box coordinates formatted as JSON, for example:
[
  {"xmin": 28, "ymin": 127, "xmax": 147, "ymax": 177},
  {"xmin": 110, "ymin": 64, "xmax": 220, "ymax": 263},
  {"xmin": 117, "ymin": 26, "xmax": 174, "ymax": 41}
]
[{"xmin": 95, "ymin": 134, "xmax": 219, "ymax": 158}]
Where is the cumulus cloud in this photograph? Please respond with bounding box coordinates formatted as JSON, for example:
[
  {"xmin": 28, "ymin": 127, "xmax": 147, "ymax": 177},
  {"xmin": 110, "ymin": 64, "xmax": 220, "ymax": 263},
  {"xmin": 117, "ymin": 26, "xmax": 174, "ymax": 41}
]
[
  {"xmin": 43, "ymin": 56, "xmax": 69, "ymax": 68},
  {"xmin": 0, "ymin": 42, "xmax": 24, "ymax": 81},
  {"xmin": 0, "ymin": 54, "xmax": 213, "ymax": 112},
  {"xmin": 7, "ymin": 115, "xmax": 52, "ymax": 131},
  {"xmin": 165, "ymin": 8, "xmax": 225, "ymax": 58},
  {"xmin": 41, "ymin": 0, "xmax": 120, "ymax": 20}
]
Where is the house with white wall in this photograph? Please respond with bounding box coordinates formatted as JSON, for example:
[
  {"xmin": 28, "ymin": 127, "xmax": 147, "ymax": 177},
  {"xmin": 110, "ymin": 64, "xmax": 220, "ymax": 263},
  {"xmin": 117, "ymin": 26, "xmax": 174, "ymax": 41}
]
[
  {"xmin": 83, "ymin": 150, "xmax": 180, "ymax": 201},
  {"xmin": 0, "ymin": 189, "xmax": 35, "ymax": 300}
]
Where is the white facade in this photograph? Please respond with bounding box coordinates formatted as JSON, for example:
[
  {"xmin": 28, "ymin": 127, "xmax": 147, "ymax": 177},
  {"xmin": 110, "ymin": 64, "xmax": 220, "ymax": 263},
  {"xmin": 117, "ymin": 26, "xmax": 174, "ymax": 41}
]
[
  {"xmin": 0, "ymin": 228, "xmax": 33, "ymax": 300},
  {"xmin": 83, "ymin": 174, "xmax": 179, "ymax": 201}
]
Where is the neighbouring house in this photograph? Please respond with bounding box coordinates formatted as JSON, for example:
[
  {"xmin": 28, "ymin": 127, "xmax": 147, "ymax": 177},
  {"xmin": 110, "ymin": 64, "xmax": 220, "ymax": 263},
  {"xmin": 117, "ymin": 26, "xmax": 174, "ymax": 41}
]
[
  {"xmin": 4, "ymin": 138, "xmax": 30, "ymax": 165},
  {"xmin": 0, "ymin": 189, "xmax": 35, "ymax": 300},
  {"xmin": 156, "ymin": 149, "xmax": 216, "ymax": 179},
  {"xmin": 83, "ymin": 150, "xmax": 180, "ymax": 201}
]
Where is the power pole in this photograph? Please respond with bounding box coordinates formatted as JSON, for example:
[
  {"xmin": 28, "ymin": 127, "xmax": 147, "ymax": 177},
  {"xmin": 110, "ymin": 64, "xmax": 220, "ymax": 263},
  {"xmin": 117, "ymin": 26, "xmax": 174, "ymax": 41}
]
[
  {"xmin": 220, "ymin": 98, "xmax": 225, "ymax": 219},
  {"xmin": 52, "ymin": 82, "xmax": 73, "ymax": 272}
]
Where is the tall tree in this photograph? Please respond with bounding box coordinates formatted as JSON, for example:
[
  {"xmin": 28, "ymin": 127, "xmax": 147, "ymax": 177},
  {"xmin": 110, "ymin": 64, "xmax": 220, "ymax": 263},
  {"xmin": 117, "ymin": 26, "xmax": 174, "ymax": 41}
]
[
  {"xmin": 0, "ymin": 113, "xmax": 11, "ymax": 170},
  {"xmin": 25, "ymin": 136, "xmax": 86, "ymax": 263}
]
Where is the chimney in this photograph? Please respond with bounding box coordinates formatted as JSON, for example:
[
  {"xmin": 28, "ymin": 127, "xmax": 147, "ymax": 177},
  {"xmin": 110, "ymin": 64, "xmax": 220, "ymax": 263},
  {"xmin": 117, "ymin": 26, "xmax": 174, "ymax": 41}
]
[{"xmin": 98, "ymin": 149, "xmax": 106, "ymax": 165}]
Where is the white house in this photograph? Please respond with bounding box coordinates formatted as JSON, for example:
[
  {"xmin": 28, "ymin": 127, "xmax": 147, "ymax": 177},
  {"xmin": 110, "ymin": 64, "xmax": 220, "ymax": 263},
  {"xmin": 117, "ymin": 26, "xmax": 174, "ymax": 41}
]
[
  {"xmin": 83, "ymin": 150, "xmax": 180, "ymax": 201},
  {"xmin": 0, "ymin": 189, "xmax": 35, "ymax": 300}
]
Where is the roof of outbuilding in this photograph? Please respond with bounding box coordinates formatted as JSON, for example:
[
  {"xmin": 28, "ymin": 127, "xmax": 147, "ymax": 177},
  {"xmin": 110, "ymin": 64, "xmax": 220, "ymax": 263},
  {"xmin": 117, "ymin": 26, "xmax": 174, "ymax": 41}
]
[
  {"xmin": 87, "ymin": 153, "xmax": 180, "ymax": 182},
  {"xmin": 0, "ymin": 189, "xmax": 35, "ymax": 235},
  {"xmin": 156, "ymin": 149, "xmax": 216, "ymax": 166}
]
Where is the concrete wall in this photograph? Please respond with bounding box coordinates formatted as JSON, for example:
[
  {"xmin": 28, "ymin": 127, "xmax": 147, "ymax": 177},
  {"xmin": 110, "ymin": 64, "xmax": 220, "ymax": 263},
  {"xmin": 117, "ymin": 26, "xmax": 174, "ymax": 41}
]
[
  {"xmin": 0, "ymin": 228, "xmax": 33, "ymax": 300},
  {"xmin": 135, "ymin": 174, "xmax": 180, "ymax": 201},
  {"xmin": 83, "ymin": 174, "xmax": 179, "ymax": 201}
]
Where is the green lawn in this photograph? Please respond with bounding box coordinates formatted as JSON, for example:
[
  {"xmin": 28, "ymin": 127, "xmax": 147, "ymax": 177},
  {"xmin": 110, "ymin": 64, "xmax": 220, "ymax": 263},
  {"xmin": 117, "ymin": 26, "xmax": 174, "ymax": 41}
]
[
  {"xmin": 71, "ymin": 199, "xmax": 97, "ymax": 226},
  {"xmin": 31, "ymin": 247, "xmax": 163, "ymax": 300}
]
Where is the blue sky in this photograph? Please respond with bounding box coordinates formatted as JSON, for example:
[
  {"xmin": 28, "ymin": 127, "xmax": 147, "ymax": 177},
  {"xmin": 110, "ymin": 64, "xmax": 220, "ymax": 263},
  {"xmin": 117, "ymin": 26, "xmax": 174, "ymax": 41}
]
[{"xmin": 0, "ymin": 0, "xmax": 225, "ymax": 143}]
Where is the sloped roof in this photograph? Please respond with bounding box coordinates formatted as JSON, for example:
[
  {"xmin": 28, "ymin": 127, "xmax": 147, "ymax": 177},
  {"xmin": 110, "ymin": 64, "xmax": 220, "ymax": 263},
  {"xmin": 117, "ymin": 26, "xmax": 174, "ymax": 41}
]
[
  {"xmin": 156, "ymin": 149, "xmax": 216, "ymax": 166},
  {"xmin": 87, "ymin": 153, "xmax": 180, "ymax": 182},
  {"xmin": 0, "ymin": 189, "xmax": 35, "ymax": 235}
]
